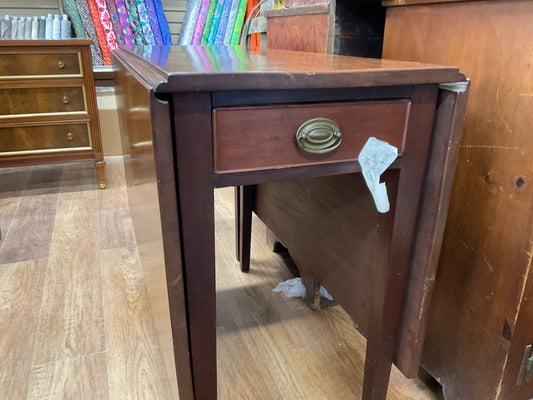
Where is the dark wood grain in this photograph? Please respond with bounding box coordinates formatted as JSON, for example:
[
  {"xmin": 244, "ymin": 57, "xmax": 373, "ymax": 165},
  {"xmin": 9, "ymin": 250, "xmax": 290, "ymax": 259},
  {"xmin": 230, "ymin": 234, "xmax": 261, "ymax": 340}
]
[
  {"xmin": 395, "ymin": 84, "xmax": 469, "ymax": 376},
  {"xmin": 213, "ymin": 100, "xmax": 409, "ymax": 173},
  {"xmin": 113, "ymin": 46, "xmax": 465, "ymax": 94},
  {"xmin": 172, "ymin": 92, "xmax": 216, "ymax": 400},
  {"xmin": 114, "ymin": 44, "xmax": 466, "ymax": 400},
  {"xmin": 114, "ymin": 63, "xmax": 193, "ymax": 399}
]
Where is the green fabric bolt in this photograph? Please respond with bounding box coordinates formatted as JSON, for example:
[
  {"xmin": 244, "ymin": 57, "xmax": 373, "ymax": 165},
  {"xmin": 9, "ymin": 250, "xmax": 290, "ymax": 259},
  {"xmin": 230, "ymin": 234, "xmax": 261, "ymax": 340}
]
[{"xmin": 200, "ymin": 0, "xmax": 217, "ymax": 45}]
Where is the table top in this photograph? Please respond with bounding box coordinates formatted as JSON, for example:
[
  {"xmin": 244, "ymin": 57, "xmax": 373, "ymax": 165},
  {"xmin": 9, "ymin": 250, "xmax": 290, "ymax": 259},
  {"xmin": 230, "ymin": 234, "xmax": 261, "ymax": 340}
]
[{"xmin": 113, "ymin": 45, "xmax": 465, "ymax": 93}]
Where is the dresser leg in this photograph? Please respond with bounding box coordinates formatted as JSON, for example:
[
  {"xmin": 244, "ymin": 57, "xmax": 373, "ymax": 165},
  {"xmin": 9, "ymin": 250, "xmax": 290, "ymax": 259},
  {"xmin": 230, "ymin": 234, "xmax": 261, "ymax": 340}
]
[{"xmin": 95, "ymin": 160, "xmax": 106, "ymax": 189}]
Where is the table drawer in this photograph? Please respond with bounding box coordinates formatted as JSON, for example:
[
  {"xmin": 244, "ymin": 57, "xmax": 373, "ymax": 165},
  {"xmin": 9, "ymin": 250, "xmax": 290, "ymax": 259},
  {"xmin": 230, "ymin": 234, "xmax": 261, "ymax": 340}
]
[
  {"xmin": 0, "ymin": 123, "xmax": 91, "ymax": 154},
  {"xmin": 0, "ymin": 86, "xmax": 86, "ymax": 116},
  {"xmin": 213, "ymin": 100, "xmax": 410, "ymax": 173},
  {"xmin": 0, "ymin": 51, "xmax": 81, "ymax": 77}
]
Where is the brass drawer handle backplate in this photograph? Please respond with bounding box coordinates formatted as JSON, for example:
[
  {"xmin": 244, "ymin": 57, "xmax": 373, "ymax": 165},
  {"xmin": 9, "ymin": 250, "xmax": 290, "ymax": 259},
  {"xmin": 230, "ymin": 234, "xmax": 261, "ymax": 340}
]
[
  {"xmin": 296, "ymin": 117, "xmax": 342, "ymax": 154},
  {"xmin": 58, "ymin": 60, "xmax": 64, "ymax": 69},
  {"xmin": 62, "ymin": 96, "xmax": 70, "ymax": 104},
  {"xmin": 66, "ymin": 132, "xmax": 74, "ymax": 140}
]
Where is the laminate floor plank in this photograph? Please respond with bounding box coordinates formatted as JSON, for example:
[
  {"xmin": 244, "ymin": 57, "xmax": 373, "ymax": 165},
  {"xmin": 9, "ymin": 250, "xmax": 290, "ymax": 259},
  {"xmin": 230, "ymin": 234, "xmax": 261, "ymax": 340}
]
[
  {"xmin": 0, "ymin": 259, "xmax": 48, "ymax": 400},
  {"xmin": 27, "ymin": 352, "xmax": 109, "ymax": 400},
  {"xmin": 0, "ymin": 166, "xmax": 31, "ymax": 247},
  {"xmin": 33, "ymin": 184, "xmax": 105, "ymax": 365},
  {"xmin": 214, "ymin": 187, "xmax": 440, "ymax": 400},
  {"xmin": 100, "ymin": 246, "xmax": 177, "ymax": 400},
  {"xmin": 0, "ymin": 158, "xmax": 442, "ymax": 400},
  {"xmin": 97, "ymin": 159, "xmax": 136, "ymax": 250},
  {"xmin": 0, "ymin": 165, "xmax": 62, "ymax": 264}
]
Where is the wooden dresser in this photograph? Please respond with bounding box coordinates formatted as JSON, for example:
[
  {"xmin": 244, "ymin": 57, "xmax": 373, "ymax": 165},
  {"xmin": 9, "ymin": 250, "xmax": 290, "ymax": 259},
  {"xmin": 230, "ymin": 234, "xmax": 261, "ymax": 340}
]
[{"xmin": 0, "ymin": 40, "xmax": 105, "ymax": 187}]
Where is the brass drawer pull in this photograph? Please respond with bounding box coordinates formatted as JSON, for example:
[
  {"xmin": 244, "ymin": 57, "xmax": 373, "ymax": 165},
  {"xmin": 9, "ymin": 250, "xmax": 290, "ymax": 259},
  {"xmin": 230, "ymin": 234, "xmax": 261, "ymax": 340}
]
[
  {"xmin": 296, "ymin": 117, "xmax": 342, "ymax": 154},
  {"xmin": 66, "ymin": 132, "xmax": 74, "ymax": 140},
  {"xmin": 58, "ymin": 60, "xmax": 65, "ymax": 69},
  {"xmin": 62, "ymin": 96, "xmax": 70, "ymax": 104}
]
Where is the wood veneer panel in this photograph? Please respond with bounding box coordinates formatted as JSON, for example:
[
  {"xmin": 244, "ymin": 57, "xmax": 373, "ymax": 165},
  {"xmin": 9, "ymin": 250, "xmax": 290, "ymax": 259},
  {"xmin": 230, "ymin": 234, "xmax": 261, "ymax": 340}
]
[
  {"xmin": 0, "ymin": 259, "xmax": 47, "ymax": 400},
  {"xmin": 214, "ymin": 100, "xmax": 409, "ymax": 173},
  {"xmin": 27, "ymin": 353, "xmax": 109, "ymax": 400},
  {"xmin": 383, "ymin": 2, "xmax": 533, "ymax": 398},
  {"xmin": 101, "ymin": 246, "xmax": 177, "ymax": 400},
  {"xmin": 267, "ymin": 14, "xmax": 330, "ymax": 53}
]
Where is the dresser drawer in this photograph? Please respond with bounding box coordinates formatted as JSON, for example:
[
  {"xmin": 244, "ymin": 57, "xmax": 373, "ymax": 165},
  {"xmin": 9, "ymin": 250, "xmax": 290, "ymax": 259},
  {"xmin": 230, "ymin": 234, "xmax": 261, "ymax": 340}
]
[
  {"xmin": 213, "ymin": 100, "xmax": 410, "ymax": 173},
  {"xmin": 0, "ymin": 123, "xmax": 91, "ymax": 154},
  {"xmin": 0, "ymin": 86, "xmax": 86, "ymax": 116},
  {"xmin": 0, "ymin": 51, "xmax": 82, "ymax": 77}
]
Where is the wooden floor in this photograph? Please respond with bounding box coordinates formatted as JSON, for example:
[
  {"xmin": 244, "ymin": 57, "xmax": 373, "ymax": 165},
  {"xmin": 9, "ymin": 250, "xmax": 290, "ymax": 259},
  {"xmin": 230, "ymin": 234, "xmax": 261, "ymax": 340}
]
[{"xmin": 0, "ymin": 156, "xmax": 443, "ymax": 399}]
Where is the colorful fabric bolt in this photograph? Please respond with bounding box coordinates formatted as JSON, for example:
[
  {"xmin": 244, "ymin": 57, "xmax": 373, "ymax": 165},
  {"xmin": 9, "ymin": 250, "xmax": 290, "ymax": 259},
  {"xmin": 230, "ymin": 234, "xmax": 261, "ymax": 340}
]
[
  {"xmin": 113, "ymin": 0, "xmax": 134, "ymax": 46},
  {"xmin": 152, "ymin": 0, "xmax": 171, "ymax": 44},
  {"xmin": 207, "ymin": 0, "xmax": 225, "ymax": 45},
  {"xmin": 214, "ymin": 0, "xmax": 232, "ymax": 45},
  {"xmin": 135, "ymin": 0, "xmax": 156, "ymax": 45},
  {"xmin": 87, "ymin": 0, "xmax": 112, "ymax": 64},
  {"xmin": 63, "ymin": 0, "xmax": 87, "ymax": 39},
  {"xmin": 125, "ymin": 0, "xmax": 145, "ymax": 45},
  {"xmin": 200, "ymin": 0, "xmax": 217, "ymax": 45},
  {"xmin": 191, "ymin": 0, "xmax": 211, "ymax": 45},
  {"xmin": 230, "ymin": 0, "xmax": 247, "ymax": 45},
  {"xmin": 94, "ymin": 0, "xmax": 118, "ymax": 50},
  {"xmin": 104, "ymin": 0, "xmax": 125, "ymax": 44},
  {"xmin": 75, "ymin": 0, "xmax": 104, "ymax": 65},
  {"xmin": 224, "ymin": 0, "xmax": 239, "ymax": 45},
  {"xmin": 143, "ymin": 0, "xmax": 163, "ymax": 45},
  {"xmin": 178, "ymin": 0, "xmax": 202, "ymax": 45}
]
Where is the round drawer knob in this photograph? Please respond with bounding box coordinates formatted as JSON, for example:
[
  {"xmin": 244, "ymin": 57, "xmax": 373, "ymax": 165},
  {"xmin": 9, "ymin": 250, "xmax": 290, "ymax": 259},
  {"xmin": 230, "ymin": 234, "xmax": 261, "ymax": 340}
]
[
  {"xmin": 58, "ymin": 60, "xmax": 65, "ymax": 69},
  {"xmin": 296, "ymin": 117, "xmax": 342, "ymax": 154},
  {"xmin": 62, "ymin": 96, "xmax": 70, "ymax": 104},
  {"xmin": 66, "ymin": 132, "xmax": 74, "ymax": 140}
]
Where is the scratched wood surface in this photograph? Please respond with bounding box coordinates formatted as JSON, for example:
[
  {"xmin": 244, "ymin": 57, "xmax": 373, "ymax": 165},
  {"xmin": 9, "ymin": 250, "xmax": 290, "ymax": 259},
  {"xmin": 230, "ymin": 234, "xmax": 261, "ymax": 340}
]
[
  {"xmin": 383, "ymin": 2, "xmax": 533, "ymax": 399},
  {"xmin": 0, "ymin": 157, "xmax": 442, "ymax": 399}
]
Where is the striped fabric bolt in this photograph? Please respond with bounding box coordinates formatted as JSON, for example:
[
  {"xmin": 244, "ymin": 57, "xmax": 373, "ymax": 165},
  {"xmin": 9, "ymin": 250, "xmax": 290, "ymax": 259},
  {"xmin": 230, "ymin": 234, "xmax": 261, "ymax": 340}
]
[
  {"xmin": 201, "ymin": 0, "xmax": 217, "ymax": 45},
  {"xmin": 224, "ymin": 0, "xmax": 240, "ymax": 45},
  {"xmin": 125, "ymin": 0, "xmax": 146, "ymax": 45},
  {"xmin": 230, "ymin": 0, "xmax": 247, "ymax": 45},
  {"xmin": 94, "ymin": 0, "xmax": 118, "ymax": 50},
  {"xmin": 63, "ymin": 0, "xmax": 88, "ymax": 39},
  {"xmin": 87, "ymin": 0, "xmax": 112, "ymax": 64},
  {"xmin": 75, "ymin": 0, "xmax": 104, "ymax": 65},
  {"xmin": 191, "ymin": 0, "xmax": 211, "ymax": 45},
  {"xmin": 113, "ymin": 0, "xmax": 134, "ymax": 46},
  {"xmin": 105, "ymin": 0, "xmax": 125, "ymax": 44},
  {"xmin": 152, "ymin": 0, "xmax": 171, "ymax": 44},
  {"xmin": 214, "ymin": 0, "xmax": 232, "ymax": 45},
  {"xmin": 135, "ymin": 0, "xmax": 156, "ymax": 45},
  {"xmin": 207, "ymin": 0, "xmax": 225, "ymax": 45},
  {"xmin": 143, "ymin": 0, "xmax": 163, "ymax": 45}
]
